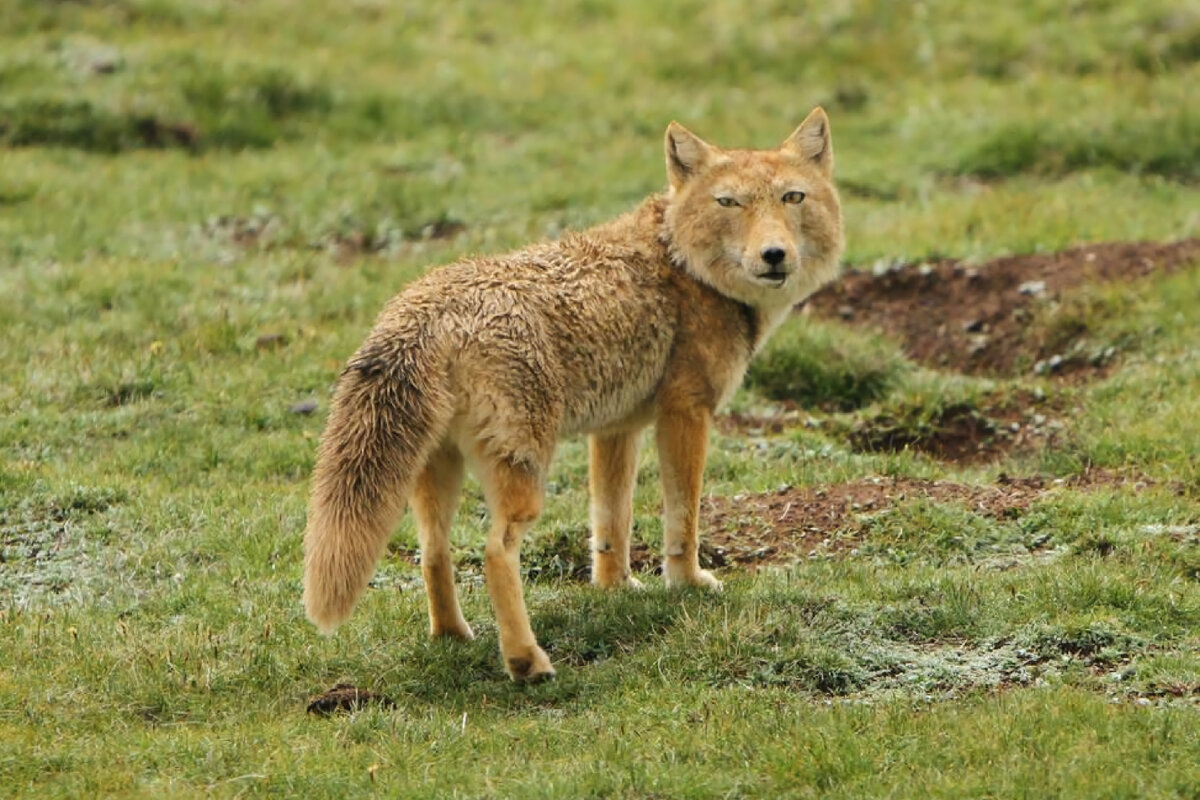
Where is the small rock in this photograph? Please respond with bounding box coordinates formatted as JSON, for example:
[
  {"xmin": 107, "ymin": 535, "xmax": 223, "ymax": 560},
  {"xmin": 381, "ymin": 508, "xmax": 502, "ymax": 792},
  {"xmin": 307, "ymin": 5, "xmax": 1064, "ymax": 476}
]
[
  {"xmin": 290, "ymin": 400, "xmax": 319, "ymax": 415},
  {"xmin": 1034, "ymin": 354, "xmax": 1065, "ymax": 375},
  {"xmin": 838, "ymin": 305, "xmax": 855, "ymax": 320},
  {"xmin": 962, "ymin": 318, "xmax": 985, "ymax": 333},
  {"xmin": 1091, "ymin": 346, "xmax": 1118, "ymax": 366},
  {"xmin": 1018, "ymin": 279, "xmax": 1047, "ymax": 296}
]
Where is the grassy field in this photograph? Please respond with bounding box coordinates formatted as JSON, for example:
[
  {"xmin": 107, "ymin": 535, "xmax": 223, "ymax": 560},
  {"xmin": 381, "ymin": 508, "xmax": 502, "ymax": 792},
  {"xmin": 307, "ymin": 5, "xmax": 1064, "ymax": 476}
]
[{"xmin": 2, "ymin": 0, "xmax": 1199, "ymax": 796}]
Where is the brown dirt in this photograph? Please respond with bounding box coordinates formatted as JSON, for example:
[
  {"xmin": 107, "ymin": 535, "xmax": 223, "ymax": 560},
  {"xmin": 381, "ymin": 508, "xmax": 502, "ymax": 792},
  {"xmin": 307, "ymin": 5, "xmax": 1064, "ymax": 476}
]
[
  {"xmin": 805, "ymin": 239, "xmax": 1200, "ymax": 377},
  {"xmin": 670, "ymin": 470, "xmax": 1153, "ymax": 570},
  {"xmin": 306, "ymin": 683, "xmax": 396, "ymax": 716}
]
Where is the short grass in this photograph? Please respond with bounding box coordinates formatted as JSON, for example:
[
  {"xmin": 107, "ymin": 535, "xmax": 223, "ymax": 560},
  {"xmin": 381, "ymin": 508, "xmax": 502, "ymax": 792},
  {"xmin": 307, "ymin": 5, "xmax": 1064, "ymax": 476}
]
[{"xmin": 2, "ymin": 1, "xmax": 1199, "ymax": 797}]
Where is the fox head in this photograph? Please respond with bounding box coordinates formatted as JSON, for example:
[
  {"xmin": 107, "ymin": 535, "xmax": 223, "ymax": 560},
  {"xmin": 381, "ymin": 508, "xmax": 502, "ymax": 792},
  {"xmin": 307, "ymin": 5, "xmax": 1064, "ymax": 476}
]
[{"xmin": 663, "ymin": 107, "xmax": 844, "ymax": 311}]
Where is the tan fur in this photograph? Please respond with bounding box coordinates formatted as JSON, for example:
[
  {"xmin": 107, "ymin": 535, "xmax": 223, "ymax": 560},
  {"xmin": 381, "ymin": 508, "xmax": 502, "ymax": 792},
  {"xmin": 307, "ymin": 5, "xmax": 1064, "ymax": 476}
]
[{"xmin": 302, "ymin": 108, "xmax": 845, "ymax": 681}]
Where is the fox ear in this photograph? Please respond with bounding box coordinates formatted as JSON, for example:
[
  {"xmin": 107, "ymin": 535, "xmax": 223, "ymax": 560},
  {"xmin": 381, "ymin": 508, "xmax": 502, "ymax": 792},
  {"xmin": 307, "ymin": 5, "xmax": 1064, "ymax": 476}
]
[
  {"xmin": 782, "ymin": 107, "xmax": 833, "ymax": 176},
  {"xmin": 665, "ymin": 122, "xmax": 716, "ymax": 190}
]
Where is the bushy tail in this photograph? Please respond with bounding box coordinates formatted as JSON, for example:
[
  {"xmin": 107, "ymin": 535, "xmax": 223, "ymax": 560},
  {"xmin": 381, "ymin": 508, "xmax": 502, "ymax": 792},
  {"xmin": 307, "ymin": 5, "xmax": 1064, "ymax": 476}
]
[{"xmin": 302, "ymin": 331, "xmax": 451, "ymax": 633}]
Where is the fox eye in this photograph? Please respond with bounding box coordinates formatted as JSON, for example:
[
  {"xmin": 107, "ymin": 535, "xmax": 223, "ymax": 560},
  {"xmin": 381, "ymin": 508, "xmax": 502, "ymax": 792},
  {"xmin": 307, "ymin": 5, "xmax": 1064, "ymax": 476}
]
[
  {"xmin": 782, "ymin": 190, "xmax": 806, "ymax": 204},
  {"xmin": 715, "ymin": 196, "xmax": 740, "ymax": 208}
]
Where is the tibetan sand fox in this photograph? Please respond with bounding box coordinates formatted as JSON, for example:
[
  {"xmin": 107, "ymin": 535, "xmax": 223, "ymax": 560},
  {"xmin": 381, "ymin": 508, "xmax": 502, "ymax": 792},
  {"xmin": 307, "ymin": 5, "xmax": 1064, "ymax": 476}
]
[{"xmin": 303, "ymin": 107, "xmax": 845, "ymax": 682}]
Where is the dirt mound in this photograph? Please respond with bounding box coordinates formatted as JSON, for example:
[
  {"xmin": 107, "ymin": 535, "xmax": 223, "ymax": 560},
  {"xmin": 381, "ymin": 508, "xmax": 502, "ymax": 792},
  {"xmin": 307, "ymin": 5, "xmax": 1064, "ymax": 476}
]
[
  {"xmin": 847, "ymin": 390, "xmax": 1066, "ymax": 463},
  {"xmin": 720, "ymin": 390, "xmax": 1067, "ymax": 464},
  {"xmin": 806, "ymin": 239, "xmax": 1200, "ymax": 377}
]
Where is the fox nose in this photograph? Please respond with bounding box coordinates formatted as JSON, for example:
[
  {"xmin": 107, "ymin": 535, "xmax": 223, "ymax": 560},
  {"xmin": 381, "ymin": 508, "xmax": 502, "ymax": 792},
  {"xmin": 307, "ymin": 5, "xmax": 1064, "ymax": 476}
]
[{"xmin": 761, "ymin": 247, "xmax": 786, "ymax": 267}]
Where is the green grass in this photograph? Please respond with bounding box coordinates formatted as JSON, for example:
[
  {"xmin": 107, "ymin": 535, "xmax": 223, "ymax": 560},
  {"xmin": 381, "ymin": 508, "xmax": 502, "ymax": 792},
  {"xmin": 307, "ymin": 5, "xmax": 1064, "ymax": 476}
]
[
  {"xmin": 952, "ymin": 105, "xmax": 1200, "ymax": 181},
  {"xmin": 2, "ymin": 0, "xmax": 1200, "ymax": 797},
  {"xmin": 746, "ymin": 316, "xmax": 910, "ymax": 410}
]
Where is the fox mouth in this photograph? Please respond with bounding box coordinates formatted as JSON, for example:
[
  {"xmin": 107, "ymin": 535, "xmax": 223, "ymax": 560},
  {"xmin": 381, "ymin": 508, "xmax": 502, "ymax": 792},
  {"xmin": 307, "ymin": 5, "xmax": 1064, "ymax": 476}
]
[{"xmin": 754, "ymin": 270, "xmax": 789, "ymax": 285}]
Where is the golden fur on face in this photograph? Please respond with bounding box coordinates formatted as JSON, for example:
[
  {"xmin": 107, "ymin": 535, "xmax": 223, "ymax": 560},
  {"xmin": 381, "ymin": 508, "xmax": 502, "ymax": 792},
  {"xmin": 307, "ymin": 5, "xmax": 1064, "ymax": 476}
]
[{"xmin": 664, "ymin": 108, "xmax": 843, "ymax": 311}]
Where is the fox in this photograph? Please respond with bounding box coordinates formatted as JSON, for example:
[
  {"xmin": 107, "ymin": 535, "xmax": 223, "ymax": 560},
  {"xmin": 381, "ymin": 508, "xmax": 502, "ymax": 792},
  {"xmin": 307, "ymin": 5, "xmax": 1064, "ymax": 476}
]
[{"xmin": 303, "ymin": 107, "xmax": 844, "ymax": 682}]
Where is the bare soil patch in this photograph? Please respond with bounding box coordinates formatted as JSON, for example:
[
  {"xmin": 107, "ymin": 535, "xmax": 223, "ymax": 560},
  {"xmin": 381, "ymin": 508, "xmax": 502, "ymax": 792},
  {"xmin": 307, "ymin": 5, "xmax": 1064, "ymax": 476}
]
[
  {"xmin": 306, "ymin": 684, "xmax": 396, "ymax": 716},
  {"xmin": 0, "ymin": 488, "xmax": 125, "ymax": 603},
  {"xmin": 806, "ymin": 239, "xmax": 1200, "ymax": 377},
  {"xmin": 686, "ymin": 471, "xmax": 1146, "ymax": 570}
]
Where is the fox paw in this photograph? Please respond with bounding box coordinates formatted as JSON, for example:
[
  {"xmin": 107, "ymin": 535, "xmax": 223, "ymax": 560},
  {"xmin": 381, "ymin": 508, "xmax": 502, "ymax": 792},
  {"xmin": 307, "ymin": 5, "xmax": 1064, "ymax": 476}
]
[
  {"xmin": 663, "ymin": 566, "xmax": 722, "ymax": 592},
  {"xmin": 506, "ymin": 646, "xmax": 556, "ymax": 684},
  {"xmin": 430, "ymin": 617, "xmax": 475, "ymax": 641},
  {"xmin": 592, "ymin": 571, "xmax": 644, "ymax": 590}
]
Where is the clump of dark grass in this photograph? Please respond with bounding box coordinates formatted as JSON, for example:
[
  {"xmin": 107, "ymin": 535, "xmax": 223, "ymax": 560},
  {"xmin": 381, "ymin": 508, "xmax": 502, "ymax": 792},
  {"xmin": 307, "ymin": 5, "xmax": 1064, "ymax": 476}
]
[
  {"xmin": 522, "ymin": 523, "xmax": 593, "ymax": 582},
  {"xmin": 954, "ymin": 109, "xmax": 1200, "ymax": 181},
  {"xmin": 746, "ymin": 316, "xmax": 910, "ymax": 411},
  {"xmin": 0, "ymin": 98, "xmax": 197, "ymax": 153},
  {"xmin": 1019, "ymin": 619, "xmax": 1139, "ymax": 665},
  {"xmin": 179, "ymin": 64, "xmax": 333, "ymax": 148},
  {"xmin": 0, "ymin": 64, "xmax": 336, "ymax": 153}
]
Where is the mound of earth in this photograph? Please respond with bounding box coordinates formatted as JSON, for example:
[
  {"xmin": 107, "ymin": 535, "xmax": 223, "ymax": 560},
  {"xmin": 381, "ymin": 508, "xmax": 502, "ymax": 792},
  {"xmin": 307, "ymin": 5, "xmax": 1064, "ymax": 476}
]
[
  {"xmin": 846, "ymin": 391, "xmax": 1067, "ymax": 463},
  {"xmin": 720, "ymin": 391, "xmax": 1068, "ymax": 464},
  {"xmin": 805, "ymin": 239, "xmax": 1200, "ymax": 377}
]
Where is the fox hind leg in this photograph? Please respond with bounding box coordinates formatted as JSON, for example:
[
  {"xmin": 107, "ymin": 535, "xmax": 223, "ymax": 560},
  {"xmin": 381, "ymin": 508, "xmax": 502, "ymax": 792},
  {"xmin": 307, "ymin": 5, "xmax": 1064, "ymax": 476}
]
[
  {"xmin": 412, "ymin": 444, "xmax": 473, "ymax": 640},
  {"xmin": 589, "ymin": 430, "xmax": 643, "ymax": 589},
  {"xmin": 478, "ymin": 455, "xmax": 555, "ymax": 682}
]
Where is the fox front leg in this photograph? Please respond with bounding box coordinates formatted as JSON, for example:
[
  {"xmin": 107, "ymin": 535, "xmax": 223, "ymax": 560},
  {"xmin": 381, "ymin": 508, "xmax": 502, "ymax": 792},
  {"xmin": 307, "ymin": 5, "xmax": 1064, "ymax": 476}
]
[
  {"xmin": 588, "ymin": 430, "xmax": 644, "ymax": 589},
  {"xmin": 655, "ymin": 408, "xmax": 721, "ymax": 591}
]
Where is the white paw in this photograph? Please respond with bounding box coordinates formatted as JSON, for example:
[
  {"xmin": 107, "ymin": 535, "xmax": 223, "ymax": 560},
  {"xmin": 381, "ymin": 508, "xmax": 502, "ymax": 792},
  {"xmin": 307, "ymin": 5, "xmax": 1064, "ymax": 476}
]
[{"xmin": 663, "ymin": 566, "xmax": 722, "ymax": 591}]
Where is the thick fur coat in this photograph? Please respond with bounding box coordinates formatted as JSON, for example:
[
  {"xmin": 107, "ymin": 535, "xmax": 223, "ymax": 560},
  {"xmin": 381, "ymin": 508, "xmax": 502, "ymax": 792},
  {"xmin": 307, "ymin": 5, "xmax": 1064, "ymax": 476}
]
[{"xmin": 303, "ymin": 108, "xmax": 845, "ymax": 681}]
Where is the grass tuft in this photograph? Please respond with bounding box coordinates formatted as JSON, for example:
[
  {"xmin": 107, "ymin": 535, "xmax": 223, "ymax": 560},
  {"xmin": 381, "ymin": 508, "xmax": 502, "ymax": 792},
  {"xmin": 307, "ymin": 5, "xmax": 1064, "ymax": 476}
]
[
  {"xmin": 746, "ymin": 316, "xmax": 910, "ymax": 411},
  {"xmin": 0, "ymin": 98, "xmax": 197, "ymax": 153},
  {"xmin": 954, "ymin": 109, "xmax": 1200, "ymax": 181}
]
